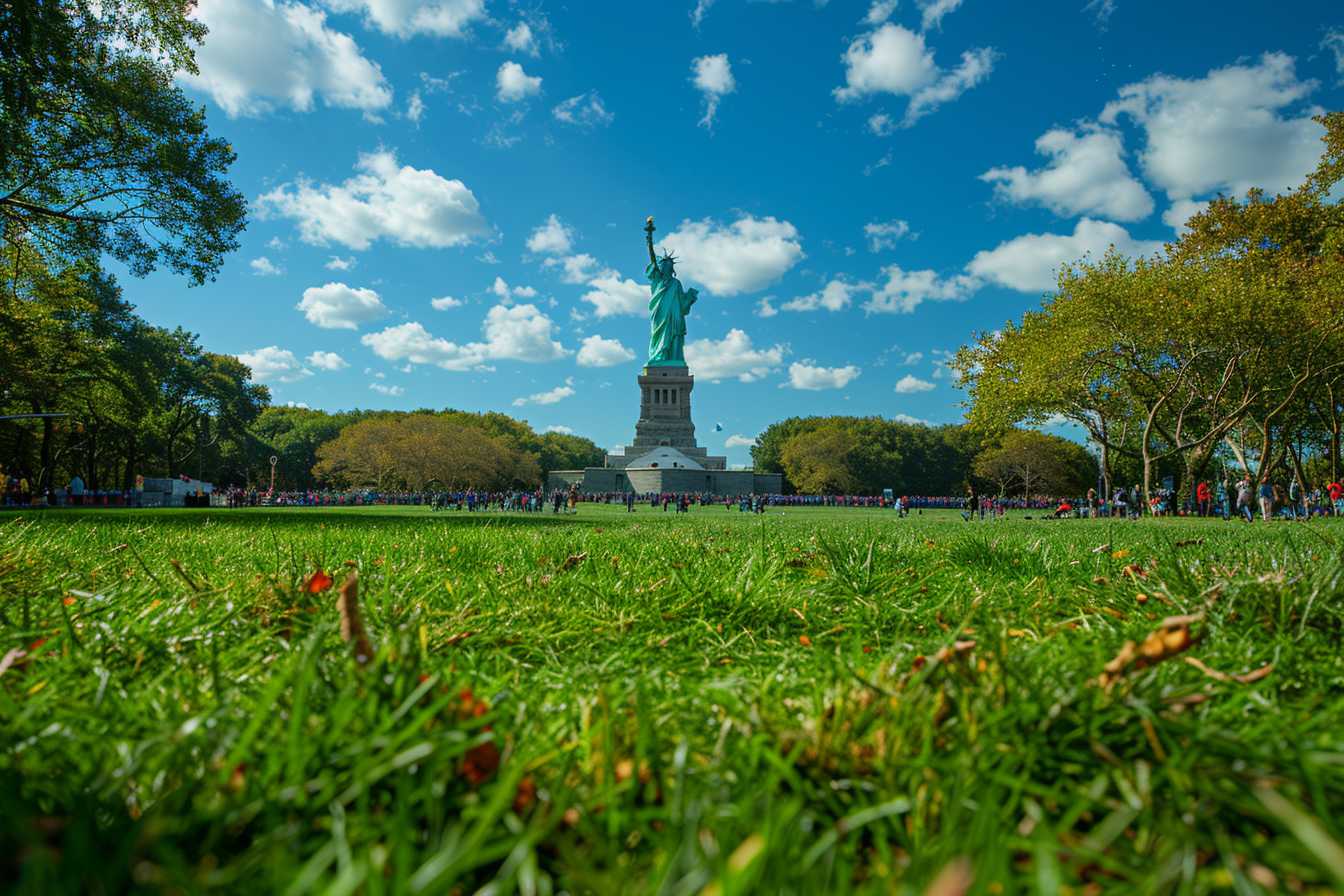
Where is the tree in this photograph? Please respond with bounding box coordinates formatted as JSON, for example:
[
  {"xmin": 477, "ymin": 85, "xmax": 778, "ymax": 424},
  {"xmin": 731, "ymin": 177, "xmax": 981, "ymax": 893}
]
[
  {"xmin": 779, "ymin": 425, "xmax": 861, "ymax": 494},
  {"xmin": 972, "ymin": 430, "xmax": 1097, "ymax": 500},
  {"xmin": 1, "ymin": 0, "xmax": 246, "ymax": 285},
  {"xmin": 537, "ymin": 431, "xmax": 604, "ymax": 477}
]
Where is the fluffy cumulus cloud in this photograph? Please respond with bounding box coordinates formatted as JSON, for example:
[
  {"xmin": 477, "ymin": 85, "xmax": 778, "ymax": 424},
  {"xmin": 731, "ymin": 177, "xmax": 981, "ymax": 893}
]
[
  {"xmin": 321, "ymin": 0, "xmax": 486, "ymax": 38},
  {"xmin": 491, "ymin": 276, "xmax": 537, "ymax": 303},
  {"xmin": 184, "ymin": 0, "xmax": 392, "ymax": 118},
  {"xmin": 980, "ymin": 127, "xmax": 1154, "ymax": 221},
  {"xmin": 546, "ymin": 425, "xmax": 574, "ymax": 435},
  {"xmin": 504, "ymin": 21, "xmax": 537, "ymax": 55},
  {"xmin": 546, "ymin": 253, "xmax": 602, "ymax": 285},
  {"xmin": 966, "ymin": 218, "xmax": 1163, "ymax": 293},
  {"xmin": 834, "ymin": 23, "xmax": 997, "ymax": 125},
  {"xmin": 782, "ymin": 279, "xmax": 860, "ymax": 313},
  {"xmin": 259, "ymin": 150, "xmax": 488, "ymax": 250},
  {"xmin": 496, "ymin": 61, "xmax": 542, "ymax": 102},
  {"xmin": 526, "ymin": 214, "xmax": 574, "ymax": 255},
  {"xmin": 250, "ymin": 256, "xmax": 283, "ymax": 276},
  {"xmin": 1099, "ymin": 53, "xmax": 1324, "ymax": 202},
  {"xmin": 684, "ymin": 329, "xmax": 786, "ymax": 383},
  {"xmin": 430, "ymin": 295, "xmax": 463, "ymax": 310},
  {"xmin": 296, "ymin": 282, "xmax": 388, "ymax": 329},
  {"xmin": 1161, "ymin": 198, "xmax": 1211, "ymax": 234},
  {"xmin": 576, "ymin": 335, "xmax": 636, "ymax": 368},
  {"xmin": 553, "ymin": 92, "xmax": 614, "ymax": 127},
  {"xmin": 581, "ymin": 271, "xmax": 651, "ymax": 317},
  {"xmin": 513, "ymin": 378, "xmax": 575, "ymax": 407},
  {"xmin": 325, "ymin": 255, "xmax": 356, "ymax": 270},
  {"xmin": 238, "ymin": 346, "xmax": 312, "ymax": 384},
  {"xmin": 894, "ymin": 373, "xmax": 936, "ymax": 394},
  {"xmin": 691, "ymin": 54, "xmax": 735, "ymax": 129},
  {"xmin": 864, "ymin": 219, "xmax": 913, "ymax": 252},
  {"xmin": 724, "ymin": 434, "xmax": 757, "ymax": 448},
  {"xmin": 305, "ymin": 350, "xmax": 348, "ymax": 371},
  {"xmin": 361, "ymin": 304, "xmax": 568, "ymax": 371},
  {"xmin": 662, "ymin": 215, "xmax": 804, "ymax": 296},
  {"xmin": 864, "ymin": 264, "xmax": 979, "ymax": 313},
  {"xmin": 369, "ymin": 382, "xmax": 404, "ymax": 396},
  {"xmin": 787, "ymin": 361, "xmax": 862, "ymax": 390}
]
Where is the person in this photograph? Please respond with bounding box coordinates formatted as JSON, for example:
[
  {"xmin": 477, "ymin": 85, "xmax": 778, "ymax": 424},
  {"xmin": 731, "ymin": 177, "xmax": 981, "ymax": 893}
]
[
  {"xmin": 1113, "ymin": 486, "xmax": 1128, "ymax": 518},
  {"xmin": 1052, "ymin": 499, "xmax": 1073, "ymax": 519},
  {"xmin": 1257, "ymin": 477, "xmax": 1275, "ymax": 522},
  {"xmin": 1216, "ymin": 478, "xmax": 1229, "ymax": 520},
  {"xmin": 1194, "ymin": 481, "xmax": 1210, "ymax": 517},
  {"xmin": 1086, "ymin": 488, "xmax": 1099, "ymax": 519},
  {"xmin": 962, "ymin": 485, "xmax": 976, "ymax": 522},
  {"xmin": 1236, "ymin": 475, "xmax": 1254, "ymax": 522},
  {"xmin": 1329, "ymin": 479, "xmax": 1344, "ymax": 517},
  {"xmin": 625, "ymin": 491, "xmax": 635, "ymax": 512}
]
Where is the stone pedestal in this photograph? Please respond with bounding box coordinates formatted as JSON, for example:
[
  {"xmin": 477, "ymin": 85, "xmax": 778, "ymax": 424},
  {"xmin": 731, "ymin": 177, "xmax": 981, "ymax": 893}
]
[{"xmin": 606, "ymin": 364, "xmax": 726, "ymax": 471}]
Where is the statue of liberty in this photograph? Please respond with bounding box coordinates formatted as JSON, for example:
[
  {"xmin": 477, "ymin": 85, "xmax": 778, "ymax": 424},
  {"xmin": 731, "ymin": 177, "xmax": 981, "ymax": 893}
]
[{"xmin": 643, "ymin": 216, "xmax": 698, "ymax": 366}]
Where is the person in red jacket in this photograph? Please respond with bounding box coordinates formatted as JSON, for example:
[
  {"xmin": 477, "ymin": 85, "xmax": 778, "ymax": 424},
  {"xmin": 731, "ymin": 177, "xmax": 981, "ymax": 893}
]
[
  {"xmin": 1195, "ymin": 481, "xmax": 1212, "ymax": 517},
  {"xmin": 1328, "ymin": 480, "xmax": 1344, "ymax": 516}
]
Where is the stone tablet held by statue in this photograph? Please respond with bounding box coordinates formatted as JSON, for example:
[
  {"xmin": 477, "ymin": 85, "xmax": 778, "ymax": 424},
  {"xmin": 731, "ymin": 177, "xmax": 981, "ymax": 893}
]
[{"xmin": 643, "ymin": 216, "xmax": 698, "ymax": 366}]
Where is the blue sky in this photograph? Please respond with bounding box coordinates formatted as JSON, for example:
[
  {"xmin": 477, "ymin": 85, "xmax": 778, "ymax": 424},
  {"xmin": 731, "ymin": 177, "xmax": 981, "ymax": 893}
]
[{"xmin": 118, "ymin": 0, "xmax": 1344, "ymax": 464}]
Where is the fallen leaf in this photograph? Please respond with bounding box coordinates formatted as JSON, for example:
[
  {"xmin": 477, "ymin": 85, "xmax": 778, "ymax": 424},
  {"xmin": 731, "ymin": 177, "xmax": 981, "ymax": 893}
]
[
  {"xmin": 337, "ymin": 573, "xmax": 374, "ymax": 665},
  {"xmin": 924, "ymin": 857, "xmax": 974, "ymax": 896},
  {"xmin": 1111, "ymin": 549, "xmax": 1130, "ymax": 560},
  {"xmin": 560, "ymin": 552, "xmax": 588, "ymax": 571},
  {"xmin": 304, "ymin": 569, "xmax": 334, "ymax": 593},
  {"xmin": 1097, "ymin": 614, "xmax": 1201, "ymax": 692},
  {"xmin": 798, "ymin": 635, "xmax": 813, "ymax": 647},
  {"xmin": 1184, "ymin": 656, "xmax": 1274, "ymax": 684}
]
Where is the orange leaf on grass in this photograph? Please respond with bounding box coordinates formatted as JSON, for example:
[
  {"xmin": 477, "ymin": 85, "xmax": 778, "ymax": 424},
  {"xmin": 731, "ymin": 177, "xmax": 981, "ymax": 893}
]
[
  {"xmin": 304, "ymin": 569, "xmax": 334, "ymax": 593},
  {"xmin": 799, "ymin": 635, "xmax": 813, "ymax": 647}
]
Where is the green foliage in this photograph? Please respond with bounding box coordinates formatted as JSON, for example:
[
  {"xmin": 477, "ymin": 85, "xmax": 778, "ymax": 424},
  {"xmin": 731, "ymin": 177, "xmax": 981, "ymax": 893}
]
[
  {"xmin": 755, "ymin": 416, "xmax": 988, "ymax": 494},
  {"xmin": 2, "ymin": 505, "xmax": 1343, "ymax": 892},
  {"xmin": 0, "ymin": 0, "xmax": 245, "ymax": 284}
]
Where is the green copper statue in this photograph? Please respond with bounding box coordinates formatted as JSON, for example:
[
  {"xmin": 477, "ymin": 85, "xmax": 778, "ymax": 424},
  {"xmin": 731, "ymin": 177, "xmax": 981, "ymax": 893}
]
[{"xmin": 644, "ymin": 216, "xmax": 698, "ymax": 366}]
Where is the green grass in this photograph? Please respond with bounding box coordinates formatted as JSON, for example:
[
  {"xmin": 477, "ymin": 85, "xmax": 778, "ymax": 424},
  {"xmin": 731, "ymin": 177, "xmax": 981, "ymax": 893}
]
[{"xmin": 3, "ymin": 504, "xmax": 1343, "ymax": 894}]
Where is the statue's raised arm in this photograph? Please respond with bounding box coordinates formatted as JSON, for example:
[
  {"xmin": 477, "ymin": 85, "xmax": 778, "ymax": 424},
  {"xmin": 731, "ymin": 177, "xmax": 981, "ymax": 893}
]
[{"xmin": 644, "ymin": 216, "xmax": 657, "ymax": 269}]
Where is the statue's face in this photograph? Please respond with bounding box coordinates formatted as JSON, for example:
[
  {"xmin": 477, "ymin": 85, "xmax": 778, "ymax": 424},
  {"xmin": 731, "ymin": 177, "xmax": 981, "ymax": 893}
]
[{"xmin": 659, "ymin": 258, "xmax": 675, "ymax": 275}]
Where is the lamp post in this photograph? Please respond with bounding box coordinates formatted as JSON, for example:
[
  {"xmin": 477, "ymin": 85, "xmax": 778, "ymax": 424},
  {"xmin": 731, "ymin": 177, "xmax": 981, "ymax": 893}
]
[{"xmin": 269, "ymin": 455, "xmax": 278, "ymax": 496}]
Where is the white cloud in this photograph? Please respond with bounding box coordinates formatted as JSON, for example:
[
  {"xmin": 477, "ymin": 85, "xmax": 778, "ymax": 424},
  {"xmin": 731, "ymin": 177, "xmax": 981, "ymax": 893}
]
[
  {"xmin": 545, "ymin": 425, "xmax": 574, "ymax": 435},
  {"xmin": 325, "ymin": 255, "xmax": 356, "ymax": 270},
  {"xmin": 894, "ymin": 373, "xmax": 936, "ymax": 394},
  {"xmin": 430, "ymin": 295, "xmax": 463, "ymax": 310},
  {"xmin": 755, "ymin": 297, "xmax": 778, "ymax": 318},
  {"xmin": 864, "ymin": 264, "xmax": 979, "ymax": 313},
  {"xmin": 306, "ymin": 350, "xmax": 348, "ymax": 371},
  {"xmin": 238, "ymin": 346, "xmax": 312, "ymax": 384},
  {"xmin": 581, "ymin": 271, "xmax": 648, "ymax": 317},
  {"xmin": 1161, "ymin": 198, "xmax": 1210, "ymax": 235},
  {"xmin": 782, "ymin": 279, "xmax": 860, "ymax": 313},
  {"xmin": 892, "ymin": 413, "xmax": 931, "ymax": 425},
  {"xmin": 834, "ymin": 23, "xmax": 997, "ymax": 125},
  {"xmin": 918, "ymin": 0, "xmax": 963, "ymax": 31},
  {"xmin": 513, "ymin": 377, "xmax": 575, "ymax": 407},
  {"xmin": 296, "ymin": 282, "xmax": 388, "ymax": 330},
  {"xmin": 526, "ymin": 214, "xmax": 574, "ymax": 255},
  {"xmin": 864, "ymin": 219, "xmax": 913, "ymax": 251},
  {"xmin": 496, "ymin": 61, "xmax": 542, "ymax": 102},
  {"xmin": 504, "ymin": 21, "xmax": 537, "ymax": 55},
  {"xmin": 864, "ymin": 1, "xmax": 898, "ymax": 25},
  {"xmin": 788, "ymin": 361, "xmax": 862, "ymax": 390},
  {"xmin": 980, "ymin": 126, "xmax": 1154, "ymax": 221},
  {"xmin": 868, "ymin": 112, "xmax": 896, "ymax": 136},
  {"xmin": 1083, "ymin": 0, "xmax": 1116, "ymax": 28},
  {"xmin": 250, "ymin": 256, "xmax": 283, "ymax": 276},
  {"xmin": 685, "ymin": 329, "xmax": 786, "ymax": 383},
  {"xmin": 553, "ymin": 91, "xmax": 614, "ymax": 127},
  {"xmin": 362, "ymin": 303, "xmax": 567, "ymax": 371},
  {"xmin": 544, "ymin": 253, "xmax": 601, "ymax": 284},
  {"xmin": 491, "ymin": 276, "xmax": 537, "ymax": 303},
  {"xmin": 691, "ymin": 54, "xmax": 736, "ymax": 129},
  {"xmin": 1099, "ymin": 53, "xmax": 1323, "ymax": 202},
  {"xmin": 267, "ymin": 236, "xmax": 288, "ymax": 251},
  {"xmin": 369, "ymin": 382, "xmax": 404, "ymax": 396},
  {"xmin": 1326, "ymin": 32, "xmax": 1344, "ymax": 84},
  {"xmin": 321, "ymin": 0, "xmax": 486, "ymax": 38},
  {"xmin": 662, "ymin": 215, "xmax": 804, "ymax": 296},
  {"xmin": 902, "ymin": 351, "xmax": 924, "ymax": 365},
  {"xmin": 690, "ymin": 0, "xmax": 716, "ymax": 28},
  {"xmin": 406, "ymin": 90, "xmax": 425, "ymax": 124},
  {"xmin": 725, "ymin": 434, "xmax": 757, "ymax": 448},
  {"xmin": 966, "ymin": 218, "xmax": 1163, "ymax": 293},
  {"xmin": 184, "ymin": 0, "xmax": 392, "ymax": 118},
  {"xmin": 577, "ymin": 335, "xmax": 636, "ymax": 367},
  {"xmin": 259, "ymin": 150, "xmax": 488, "ymax": 250}
]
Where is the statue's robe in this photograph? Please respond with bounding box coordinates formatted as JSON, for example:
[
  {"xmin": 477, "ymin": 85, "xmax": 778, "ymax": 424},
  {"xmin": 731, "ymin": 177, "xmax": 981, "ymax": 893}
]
[{"xmin": 646, "ymin": 261, "xmax": 698, "ymax": 364}]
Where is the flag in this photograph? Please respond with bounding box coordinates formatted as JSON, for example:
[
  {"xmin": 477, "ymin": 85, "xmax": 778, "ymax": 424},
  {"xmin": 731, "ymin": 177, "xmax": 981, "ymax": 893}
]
[{"xmin": 714, "ymin": 422, "xmax": 723, "ymax": 431}]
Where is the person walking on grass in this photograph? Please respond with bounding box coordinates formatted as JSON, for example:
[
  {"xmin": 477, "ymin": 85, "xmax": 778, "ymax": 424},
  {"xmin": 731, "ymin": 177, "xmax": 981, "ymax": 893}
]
[
  {"xmin": 1258, "ymin": 477, "xmax": 1275, "ymax": 522},
  {"xmin": 1195, "ymin": 480, "xmax": 1211, "ymax": 517},
  {"xmin": 1329, "ymin": 479, "xmax": 1344, "ymax": 517},
  {"xmin": 1236, "ymin": 475, "xmax": 1254, "ymax": 522}
]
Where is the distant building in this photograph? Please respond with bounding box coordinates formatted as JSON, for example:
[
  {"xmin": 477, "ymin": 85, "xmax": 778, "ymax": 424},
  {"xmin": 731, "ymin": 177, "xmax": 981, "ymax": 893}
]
[{"xmin": 547, "ymin": 363, "xmax": 781, "ymax": 496}]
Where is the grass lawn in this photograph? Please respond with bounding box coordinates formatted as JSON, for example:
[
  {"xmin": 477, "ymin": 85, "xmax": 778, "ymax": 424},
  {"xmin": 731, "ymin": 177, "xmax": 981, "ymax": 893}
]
[{"xmin": 2, "ymin": 504, "xmax": 1343, "ymax": 894}]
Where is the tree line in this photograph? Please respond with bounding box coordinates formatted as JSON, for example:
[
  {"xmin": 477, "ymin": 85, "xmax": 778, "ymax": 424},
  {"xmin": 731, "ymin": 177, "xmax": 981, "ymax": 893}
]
[
  {"xmin": 750, "ymin": 416, "xmax": 1097, "ymax": 498},
  {"xmin": 956, "ymin": 113, "xmax": 1344, "ymax": 505}
]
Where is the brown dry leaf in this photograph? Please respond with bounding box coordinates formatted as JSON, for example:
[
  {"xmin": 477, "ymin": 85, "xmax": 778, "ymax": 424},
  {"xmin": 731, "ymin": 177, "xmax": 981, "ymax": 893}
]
[
  {"xmin": 935, "ymin": 640, "xmax": 976, "ymax": 663},
  {"xmin": 1184, "ymin": 656, "xmax": 1273, "ymax": 684},
  {"xmin": 560, "ymin": 552, "xmax": 588, "ymax": 571},
  {"xmin": 337, "ymin": 573, "xmax": 375, "ymax": 665},
  {"xmin": 1097, "ymin": 614, "xmax": 1200, "ymax": 692},
  {"xmin": 1121, "ymin": 563, "xmax": 1148, "ymax": 580},
  {"xmin": 445, "ymin": 631, "xmax": 474, "ymax": 647}
]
